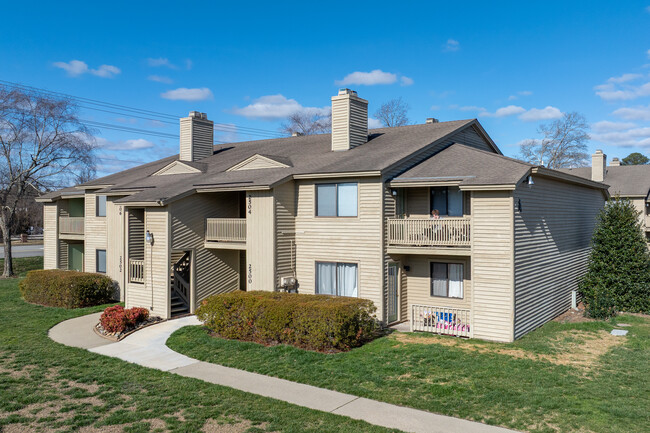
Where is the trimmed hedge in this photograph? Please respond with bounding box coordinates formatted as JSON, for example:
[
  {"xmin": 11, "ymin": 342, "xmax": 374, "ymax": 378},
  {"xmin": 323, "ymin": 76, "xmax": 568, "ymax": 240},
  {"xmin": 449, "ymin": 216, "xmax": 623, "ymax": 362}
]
[
  {"xmin": 19, "ymin": 270, "xmax": 115, "ymax": 308},
  {"xmin": 100, "ymin": 305, "xmax": 149, "ymax": 333},
  {"xmin": 196, "ymin": 291, "xmax": 379, "ymax": 352}
]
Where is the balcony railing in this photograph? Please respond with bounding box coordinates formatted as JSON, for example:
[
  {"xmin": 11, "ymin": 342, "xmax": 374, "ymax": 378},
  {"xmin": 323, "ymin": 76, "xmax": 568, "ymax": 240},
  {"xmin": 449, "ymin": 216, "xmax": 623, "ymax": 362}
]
[
  {"xmin": 206, "ymin": 218, "xmax": 246, "ymax": 243},
  {"xmin": 387, "ymin": 217, "xmax": 471, "ymax": 247},
  {"xmin": 411, "ymin": 304, "xmax": 471, "ymax": 338},
  {"xmin": 129, "ymin": 259, "xmax": 144, "ymax": 284},
  {"xmin": 59, "ymin": 217, "xmax": 84, "ymax": 235}
]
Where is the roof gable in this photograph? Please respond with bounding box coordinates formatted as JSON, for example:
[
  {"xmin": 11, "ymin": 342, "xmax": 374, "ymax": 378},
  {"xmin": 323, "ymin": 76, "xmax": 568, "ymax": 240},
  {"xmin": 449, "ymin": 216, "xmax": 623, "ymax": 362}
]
[
  {"xmin": 152, "ymin": 160, "xmax": 203, "ymax": 176},
  {"xmin": 227, "ymin": 154, "xmax": 292, "ymax": 171}
]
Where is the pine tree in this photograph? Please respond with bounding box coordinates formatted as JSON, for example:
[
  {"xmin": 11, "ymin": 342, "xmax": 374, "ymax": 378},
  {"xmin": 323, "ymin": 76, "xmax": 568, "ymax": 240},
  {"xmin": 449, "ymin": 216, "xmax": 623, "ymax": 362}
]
[{"xmin": 579, "ymin": 197, "xmax": 650, "ymax": 318}]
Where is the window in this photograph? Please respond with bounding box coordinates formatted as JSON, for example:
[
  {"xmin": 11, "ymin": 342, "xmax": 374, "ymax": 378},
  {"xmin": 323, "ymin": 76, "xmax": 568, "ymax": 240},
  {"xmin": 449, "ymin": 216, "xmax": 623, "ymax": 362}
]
[
  {"xmin": 96, "ymin": 249, "xmax": 107, "ymax": 273},
  {"xmin": 430, "ymin": 186, "xmax": 463, "ymax": 217},
  {"xmin": 316, "ymin": 262, "xmax": 358, "ymax": 297},
  {"xmin": 316, "ymin": 183, "xmax": 358, "ymax": 217},
  {"xmin": 96, "ymin": 195, "xmax": 107, "ymax": 217},
  {"xmin": 430, "ymin": 262, "xmax": 463, "ymax": 298}
]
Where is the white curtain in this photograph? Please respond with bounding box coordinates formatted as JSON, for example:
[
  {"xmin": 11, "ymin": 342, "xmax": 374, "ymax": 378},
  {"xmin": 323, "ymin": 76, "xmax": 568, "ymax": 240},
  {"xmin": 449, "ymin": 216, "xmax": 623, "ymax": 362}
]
[
  {"xmin": 337, "ymin": 183, "xmax": 358, "ymax": 217},
  {"xmin": 431, "ymin": 262, "xmax": 447, "ymax": 297},
  {"xmin": 448, "ymin": 263, "xmax": 463, "ymax": 298},
  {"xmin": 447, "ymin": 187, "xmax": 463, "ymax": 216},
  {"xmin": 337, "ymin": 263, "xmax": 358, "ymax": 297},
  {"xmin": 316, "ymin": 262, "xmax": 336, "ymax": 295}
]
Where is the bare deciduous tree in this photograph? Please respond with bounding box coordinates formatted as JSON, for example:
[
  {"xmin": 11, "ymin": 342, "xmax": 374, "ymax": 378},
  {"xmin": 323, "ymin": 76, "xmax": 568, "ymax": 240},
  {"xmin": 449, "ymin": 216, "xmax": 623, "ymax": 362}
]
[
  {"xmin": 518, "ymin": 112, "xmax": 590, "ymax": 169},
  {"xmin": 280, "ymin": 109, "xmax": 331, "ymax": 136},
  {"xmin": 0, "ymin": 86, "xmax": 96, "ymax": 276},
  {"xmin": 374, "ymin": 97, "xmax": 410, "ymax": 127}
]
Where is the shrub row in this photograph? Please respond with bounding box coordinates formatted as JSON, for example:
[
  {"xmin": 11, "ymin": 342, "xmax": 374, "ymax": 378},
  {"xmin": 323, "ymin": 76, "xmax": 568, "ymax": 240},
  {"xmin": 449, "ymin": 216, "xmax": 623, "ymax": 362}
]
[
  {"xmin": 100, "ymin": 305, "xmax": 149, "ymax": 333},
  {"xmin": 196, "ymin": 291, "xmax": 379, "ymax": 352},
  {"xmin": 19, "ymin": 270, "xmax": 115, "ymax": 308}
]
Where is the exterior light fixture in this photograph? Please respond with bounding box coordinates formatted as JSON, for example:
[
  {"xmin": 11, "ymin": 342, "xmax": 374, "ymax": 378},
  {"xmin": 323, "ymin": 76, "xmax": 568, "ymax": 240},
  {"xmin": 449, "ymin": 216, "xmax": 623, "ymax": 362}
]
[
  {"xmin": 527, "ymin": 175, "xmax": 534, "ymax": 186},
  {"xmin": 145, "ymin": 230, "xmax": 154, "ymax": 245}
]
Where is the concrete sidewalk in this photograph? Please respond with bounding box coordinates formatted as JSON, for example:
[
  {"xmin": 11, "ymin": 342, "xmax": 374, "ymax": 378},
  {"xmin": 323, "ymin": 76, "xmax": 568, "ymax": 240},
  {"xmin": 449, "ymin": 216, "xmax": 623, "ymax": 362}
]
[{"xmin": 49, "ymin": 314, "xmax": 518, "ymax": 433}]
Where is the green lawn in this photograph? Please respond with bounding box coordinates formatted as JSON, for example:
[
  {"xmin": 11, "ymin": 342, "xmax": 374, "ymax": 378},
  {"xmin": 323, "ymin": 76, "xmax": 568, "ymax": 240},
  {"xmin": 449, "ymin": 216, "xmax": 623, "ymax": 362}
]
[
  {"xmin": 0, "ymin": 257, "xmax": 398, "ymax": 433},
  {"xmin": 168, "ymin": 305, "xmax": 650, "ymax": 433}
]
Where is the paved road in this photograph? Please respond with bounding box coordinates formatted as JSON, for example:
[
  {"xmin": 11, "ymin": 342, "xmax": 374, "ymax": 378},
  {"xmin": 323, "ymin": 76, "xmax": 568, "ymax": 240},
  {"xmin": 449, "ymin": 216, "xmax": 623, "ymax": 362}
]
[{"xmin": 0, "ymin": 244, "xmax": 44, "ymax": 259}]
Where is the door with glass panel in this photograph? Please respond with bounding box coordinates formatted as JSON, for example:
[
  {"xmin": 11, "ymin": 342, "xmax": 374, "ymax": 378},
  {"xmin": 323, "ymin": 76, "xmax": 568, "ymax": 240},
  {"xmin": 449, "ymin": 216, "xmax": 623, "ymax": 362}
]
[{"xmin": 387, "ymin": 263, "xmax": 399, "ymax": 323}]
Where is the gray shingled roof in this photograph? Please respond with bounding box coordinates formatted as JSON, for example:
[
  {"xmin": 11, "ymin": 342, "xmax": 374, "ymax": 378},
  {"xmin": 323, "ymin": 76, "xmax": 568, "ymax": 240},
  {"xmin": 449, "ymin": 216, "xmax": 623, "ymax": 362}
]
[
  {"xmin": 41, "ymin": 119, "xmax": 482, "ymax": 204},
  {"xmin": 559, "ymin": 165, "xmax": 650, "ymax": 198},
  {"xmin": 392, "ymin": 143, "xmax": 534, "ymax": 187}
]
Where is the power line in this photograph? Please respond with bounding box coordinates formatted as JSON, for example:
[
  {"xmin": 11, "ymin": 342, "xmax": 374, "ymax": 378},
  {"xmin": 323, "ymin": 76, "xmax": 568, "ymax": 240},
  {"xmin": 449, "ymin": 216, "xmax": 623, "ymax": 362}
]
[{"xmin": 0, "ymin": 79, "xmax": 286, "ymax": 138}]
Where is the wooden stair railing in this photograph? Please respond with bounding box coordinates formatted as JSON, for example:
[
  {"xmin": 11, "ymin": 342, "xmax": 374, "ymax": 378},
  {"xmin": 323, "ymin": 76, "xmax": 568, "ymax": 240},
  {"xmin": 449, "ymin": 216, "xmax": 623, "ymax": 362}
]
[{"xmin": 171, "ymin": 251, "xmax": 191, "ymax": 311}]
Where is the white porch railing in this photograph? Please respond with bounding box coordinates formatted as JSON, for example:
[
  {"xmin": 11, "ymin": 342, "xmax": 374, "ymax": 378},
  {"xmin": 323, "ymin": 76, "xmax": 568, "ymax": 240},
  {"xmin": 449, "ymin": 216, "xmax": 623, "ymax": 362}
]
[
  {"xmin": 387, "ymin": 217, "xmax": 471, "ymax": 247},
  {"xmin": 129, "ymin": 259, "xmax": 144, "ymax": 284},
  {"xmin": 59, "ymin": 217, "xmax": 84, "ymax": 235},
  {"xmin": 206, "ymin": 218, "xmax": 246, "ymax": 242},
  {"xmin": 411, "ymin": 304, "xmax": 471, "ymax": 338}
]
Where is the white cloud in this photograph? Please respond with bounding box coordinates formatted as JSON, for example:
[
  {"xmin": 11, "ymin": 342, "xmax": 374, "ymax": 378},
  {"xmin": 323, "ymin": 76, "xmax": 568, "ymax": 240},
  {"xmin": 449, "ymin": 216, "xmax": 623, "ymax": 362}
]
[
  {"xmin": 592, "ymin": 120, "xmax": 637, "ymax": 133},
  {"xmin": 647, "ymin": 48, "xmax": 650, "ymax": 59},
  {"xmin": 430, "ymin": 105, "xmax": 441, "ymax": 110},
  {"xmin": 607, "ymin": 73, "xmax": 643, "ymax": 83},
  {"xmin": 443, "ymin": 39, "xmax": 460, "ymax": 52},
  {"xmin": 148, "ymin": 75, "xmax": 173, "ymax": 84},
  {"xmin": 336, "ymin": 69, "xmax": 397, "ymax": 86},
  {"xmin": 480, "ymin": 105, "xmax": 526, "ymax": 117},
  {"xmin": 160, "ymin": 87, "xmax": 213, "ymax": 101},
  {"xmin": 368, "ymin": 118, "xmax": 383, "ymax": 129},
  {"xmin": 518, "ymin": 106, "xmax": 563, "ymax": 122},
  {"xmin": 147, "ymin": 57, "xmax": 176, "ymax": 68},
  {"xmin": 232, "ymin": 94, "xmax": 330, "ymax": 120},
  {"xmin": 400, "ymin": 76, "xmax": 414, "ymax": 86},
  {"xmin": 53, "ymin": 60, "xmax": 121, "ymax": 78},
  {"xmin": 508, "ymin": 90, "xmax": 533, "ymax": 101},
  {"xmin": 185, "ymin": 59, "xmax": 193, "ymax": 70},
  {"xmin": 96, "ymin": 137, "xmax": 156, "ymax": 150},
  {"xmin": 613, "ymin": 104, "xmax": 650, "ymax": 121},
  {"xmin": 592, "ymin": 126, "xmax": 650, "ymax": 149},
  {"xmin": 595, "ymin": 77, "xmax": 650, "ymax": 101},
  {"xmin": 457, "ymin": 105, "xmax": 486, "ymax": 112},
  {"xmin": 115, "ymin": 117, "xmax": 137, "ymax": 125}
]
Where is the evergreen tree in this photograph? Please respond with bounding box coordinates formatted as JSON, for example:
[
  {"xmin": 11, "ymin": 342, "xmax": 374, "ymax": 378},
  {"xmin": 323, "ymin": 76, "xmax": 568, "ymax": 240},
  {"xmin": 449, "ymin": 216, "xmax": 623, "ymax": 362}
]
[{"xmin": 579, "ymin": 197, "xmax": 650, "ymax": 318}]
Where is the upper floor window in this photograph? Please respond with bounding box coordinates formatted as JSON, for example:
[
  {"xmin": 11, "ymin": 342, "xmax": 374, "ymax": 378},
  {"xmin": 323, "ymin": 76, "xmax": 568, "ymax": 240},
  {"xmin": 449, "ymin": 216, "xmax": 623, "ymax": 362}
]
[
  {"xmin": 430, "ymin": 186, "xmax": 463, "ymax": 217},
  {"xmin": 316, "ymin": 183, "xmax": 358, "ymax": 217},
  {"xmin": 96, "ymin": 195, "xmax": 107, "ymax": 217},
  {"xmin": 430, "ymin": 262, "xmax": 463, "ymax": 298}
]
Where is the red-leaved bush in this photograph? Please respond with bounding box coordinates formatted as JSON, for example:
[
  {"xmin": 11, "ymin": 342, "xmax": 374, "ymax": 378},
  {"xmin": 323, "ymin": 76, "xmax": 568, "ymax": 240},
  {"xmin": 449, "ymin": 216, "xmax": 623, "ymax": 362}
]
[{"xmin": 100, "ymin": 305, "xmax": 149, "ymax": 333}]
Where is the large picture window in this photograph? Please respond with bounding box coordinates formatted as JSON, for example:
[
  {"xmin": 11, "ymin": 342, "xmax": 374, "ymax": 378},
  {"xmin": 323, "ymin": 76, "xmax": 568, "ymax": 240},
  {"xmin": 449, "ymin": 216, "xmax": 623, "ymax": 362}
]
[
  {"xmin": 96, "ymin": 249, "xmax": 107, "ymax": 273},
  {"xmin": 316, "ymin": 262, "xmax": 358, "ymax": 297},
  {"xmin": 316, "ymin": 183, "xmax": 358, "ymax": 217},
  {"xmin": 430, "ymin": 186, "xmax": 463, "ymax": 216},
  {"xmin": 96, "ymin": 195, "xmax": 107, "ymax": 217},
  {"xmin": 430, "ymin": 262, "xmax": 463, "ymax": 298}
]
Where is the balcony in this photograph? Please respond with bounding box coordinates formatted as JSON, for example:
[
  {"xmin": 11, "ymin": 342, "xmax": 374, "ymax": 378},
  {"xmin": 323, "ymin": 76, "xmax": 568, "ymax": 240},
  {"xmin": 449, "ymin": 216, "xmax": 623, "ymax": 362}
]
[
  {"xmin": 387, "ymin": 217, "xmax": 471, "ymax": 254},
  {"xmin": 129, "ymin": 259, "xmax": 144, "ymax": 284},
  {"xmin": 205, "ymin": 218, "xmax": 246, "ymax": 249},
  {"xmin": 411, "ymin": 304, "xmax": 471, "ymax": 338},
  {"xmin": 59, "ymin": 217, "xmax": 84, "ymax": 239}
]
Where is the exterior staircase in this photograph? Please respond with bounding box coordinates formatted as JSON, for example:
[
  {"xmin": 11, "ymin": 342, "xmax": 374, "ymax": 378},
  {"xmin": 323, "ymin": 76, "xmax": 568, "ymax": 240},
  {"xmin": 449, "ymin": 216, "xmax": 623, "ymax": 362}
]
[{"xmin": 170, "ymin": 251, "xmax": 191, "ymax": 317}]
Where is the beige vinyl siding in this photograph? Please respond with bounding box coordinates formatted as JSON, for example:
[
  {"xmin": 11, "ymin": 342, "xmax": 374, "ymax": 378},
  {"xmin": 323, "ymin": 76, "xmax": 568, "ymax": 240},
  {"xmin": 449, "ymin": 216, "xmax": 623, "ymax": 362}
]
[
  {"xmin": 58, "ymin": 239, "xmax": 68, "ymax": 269},
  {"xmin": 128, "ymin": 209, "xmax": 145, "ymax": 260},
  {"xmin": 84, "ymin": 193, "xmax": 107, "ymax": 273},
  {"xmin": 233, "ymin": 156, "xmax": 287, "ymax": 171},
  {"xmin": 43, "ymin": 203, "xmax": 58, "ymax": 269},
  {"xmin": 106, "ymin": 198, "xmax": 126, "ymax": 300},
  {"xmin": 471, "ymin": 190, "xmax": 514, "ymax": 342},
  {"xmin": 630, "ymin": 198, "xmax": 647, "ymax": 230},
  {"xmin": 513, "ymin": 177, "xmax": 604, "ymax": 339},
  {"xmin": 180, "ymin": 116, "xmax": 213, "ymax": 162},
  {"xmin": 125, "ymin": 208, "xmax": 170, "ymax": 317},
  {"xmin": 384, "ymin": 125, "xmax": 496, "ymax": 180},
  {"xmin": 406, "ymin": 188, "xmax": 429, "ymax": 217},
  {"xmin": 403, "ymin": 256, "xmax": 472, "ymax": 316},
  {"xmin": 170, "ymin": 192, "xmax": 240, "ymax": 310},
  {"xmin": 382, "ymin": 184, "xmax": 395, "ymax": 321},
  {"xmin": 155, "ymin": 162, "xmax": 200, "ymax": 175},
  {"xmin": 275, "ymin": 181, "xmax": 297, "ymax": 285},
  {"xmin": 246, "ymin": 190, "xmax": 275, "ymax": 290},
  {"xmin": 295, "ymin": 178, "xmax": 384, "ymax": 319}
]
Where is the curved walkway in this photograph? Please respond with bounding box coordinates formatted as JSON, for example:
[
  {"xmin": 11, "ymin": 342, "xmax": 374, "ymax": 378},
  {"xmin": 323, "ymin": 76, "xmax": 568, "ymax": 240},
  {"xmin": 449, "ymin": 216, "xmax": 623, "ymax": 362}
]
[{"xmin": 49, "ymin": 313, "xmax": 517, "ymax": 433}]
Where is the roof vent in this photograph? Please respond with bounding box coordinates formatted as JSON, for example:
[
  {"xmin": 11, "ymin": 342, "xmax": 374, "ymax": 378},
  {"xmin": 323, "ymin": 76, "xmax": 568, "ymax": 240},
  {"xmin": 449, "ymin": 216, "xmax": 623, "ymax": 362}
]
[{"xmin": 426, "ymin": 118, "xmax": 439, "ymax": 124}]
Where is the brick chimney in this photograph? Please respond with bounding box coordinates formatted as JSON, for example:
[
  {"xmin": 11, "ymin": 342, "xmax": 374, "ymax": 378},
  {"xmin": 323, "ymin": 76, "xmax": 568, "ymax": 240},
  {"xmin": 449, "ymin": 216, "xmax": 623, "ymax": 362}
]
[
  {"xmin": 331, "ymin": 89, "xmax": 368, "ymax": 151},
  {"xmin": 591, "ymin": 150, "xmax": 607, "ymax": 182},
  {"xmin": 610, "ymin": 157, "xmax": 621, "ymax": 166},
  {"xmin": 180, "ymin": 111, "xmax": 214, "ymax": 162}
]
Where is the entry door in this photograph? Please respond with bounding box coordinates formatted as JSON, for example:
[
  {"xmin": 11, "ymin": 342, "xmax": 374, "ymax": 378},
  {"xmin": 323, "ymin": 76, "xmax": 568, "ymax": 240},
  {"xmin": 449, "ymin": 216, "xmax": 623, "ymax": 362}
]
[
  {"xmin": 387, "ymin": 263, "xmax": 399, "ymax": 323},
  {"xmin": 68, "ymin": 243, "xmax": 84, "ymax": 271}
]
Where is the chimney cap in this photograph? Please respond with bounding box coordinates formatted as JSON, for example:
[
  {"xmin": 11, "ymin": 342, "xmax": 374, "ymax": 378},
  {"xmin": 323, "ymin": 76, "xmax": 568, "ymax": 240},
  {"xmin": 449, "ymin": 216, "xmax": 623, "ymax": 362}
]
[
  {"xmin": 338, "ymin": 88, "xmax": 357, "ymax": 96},
  {"xmin": 189, "ymin": 111, "xmax": 208, "ymax": 120},
  {"xmin": 594, "ymin": 149, "xmax": 603, "ymax": 154},
  {"xmin": 291, "ymin": 131, "xmax": 304, "ymax": 137},
  {"xmin": 426, "ymin": 118, "xmax": 439, "ymax": 124}
]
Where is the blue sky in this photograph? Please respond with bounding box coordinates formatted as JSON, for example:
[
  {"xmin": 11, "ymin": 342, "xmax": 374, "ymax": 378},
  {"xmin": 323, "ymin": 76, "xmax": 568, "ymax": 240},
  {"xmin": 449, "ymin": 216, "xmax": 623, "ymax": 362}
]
[{"xmin": 2, "ymin": 1, "xmax": 650, "ymax": 176}]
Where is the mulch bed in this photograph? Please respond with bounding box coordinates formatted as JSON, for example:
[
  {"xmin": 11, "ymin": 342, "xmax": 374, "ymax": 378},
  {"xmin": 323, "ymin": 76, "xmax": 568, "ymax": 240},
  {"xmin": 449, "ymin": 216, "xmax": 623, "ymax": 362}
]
[{"xmin": 94, "ymin": 316, "xmax": 164, "ymax": 341}]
